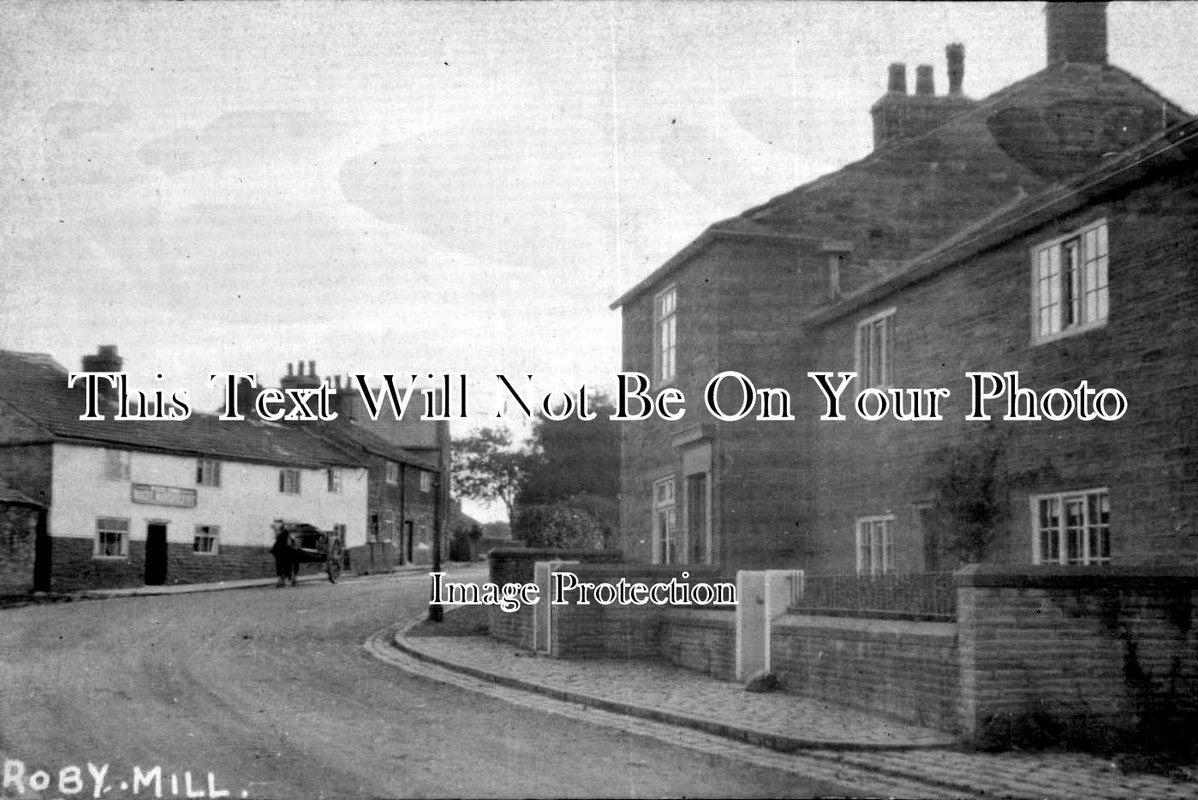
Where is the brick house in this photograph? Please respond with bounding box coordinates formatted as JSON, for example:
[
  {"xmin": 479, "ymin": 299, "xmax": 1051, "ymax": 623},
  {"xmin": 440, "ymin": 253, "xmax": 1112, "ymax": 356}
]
[
  {"xmin": 611, "ymin": 3, "xmax": 1196, "ymax": 571},
  {"xmin": 266, "ymin": 361, "xmax": 450, "ymax": 568},
  {"xmin": 312, "ymin": 417, "xmax": 442, "ymax": 566},
  {"xmin": 0, "ymin": 348, "xmax": 369, "ymax": 591}
]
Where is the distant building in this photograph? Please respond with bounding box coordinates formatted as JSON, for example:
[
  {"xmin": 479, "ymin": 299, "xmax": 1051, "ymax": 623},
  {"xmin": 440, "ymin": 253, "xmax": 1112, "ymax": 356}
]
[
  {"xmin": 611, "ymin": 3, "xmax": 1197, "ymax": 571},
  {"xmin": 0, "ymin": 348, "xmax": 368, "ymax": 591},
  {"xmin": 263, "ymin": 360, "xmax": 451, "ymax": 569}
]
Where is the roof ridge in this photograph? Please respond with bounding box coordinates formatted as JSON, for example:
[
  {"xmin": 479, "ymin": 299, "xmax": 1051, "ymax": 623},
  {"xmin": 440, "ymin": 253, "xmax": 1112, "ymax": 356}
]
[{"xmin": 742, "ymin": 62, "xmax": 1186, "ymax": 223}]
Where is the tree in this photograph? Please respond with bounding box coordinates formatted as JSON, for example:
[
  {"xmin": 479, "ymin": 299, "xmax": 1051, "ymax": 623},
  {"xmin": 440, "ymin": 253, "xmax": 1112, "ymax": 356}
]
[
  {"xmin": 451, "ymin": 426, "xmax": 529, "ymax": 520},
  {"xmin": 511, "ymin": 504, "xmax": 611, "ymax": 550},
  {"xmin": 516, "ymin": 392, "xmax": 619, "ymax": 529}
]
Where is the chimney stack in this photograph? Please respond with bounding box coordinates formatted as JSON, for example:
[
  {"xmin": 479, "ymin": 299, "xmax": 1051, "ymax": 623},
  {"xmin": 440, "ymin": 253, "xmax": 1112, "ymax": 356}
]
[
  {"xmin": 915, "ymin": 65, "xmax": 934, "ymax": 97},
  {"xmin": 946, "ymin": 43, "xmax": 965, "ymax": 95},
  {"xmin": 81, "ymin": 345, "xmax": 123, "ymax": 409},
  {"xmin": 887, "ymin": 63, "xmax": 908, "ymax": 94},
  {"xmin": 1046, "ymin": 2, "xmax": 1108, "ymax": 65}
]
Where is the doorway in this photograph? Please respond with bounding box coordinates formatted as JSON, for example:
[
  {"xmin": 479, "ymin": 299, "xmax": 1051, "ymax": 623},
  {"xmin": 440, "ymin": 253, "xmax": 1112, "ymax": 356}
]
[{"xmin": 144, "ymin": 523, "xmax": 168, "ymax": 585}]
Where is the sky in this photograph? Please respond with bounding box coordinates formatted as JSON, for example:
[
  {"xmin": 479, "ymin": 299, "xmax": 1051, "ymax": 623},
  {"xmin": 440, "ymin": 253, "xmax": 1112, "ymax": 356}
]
[{"xmin": 2, "ymin": 1, "xmax": 1197, "ymax": 519}]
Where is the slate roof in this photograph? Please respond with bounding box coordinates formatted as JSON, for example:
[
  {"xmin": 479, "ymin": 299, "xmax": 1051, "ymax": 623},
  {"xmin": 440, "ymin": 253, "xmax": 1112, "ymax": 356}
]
[
  {"xmin": 0, "ymin": 350, "xmax": 364, "ymax": 469},
  {"xmin": 801, "ymin": 113, "xmax": 1198, "ymax": 326},
  {"xmin": 613, "ymin": 61, "xmax": 1188, "ymax": 309},
  {"xmin": 310, "ymin": 419, "xmax": 440, "ymax": 472}
]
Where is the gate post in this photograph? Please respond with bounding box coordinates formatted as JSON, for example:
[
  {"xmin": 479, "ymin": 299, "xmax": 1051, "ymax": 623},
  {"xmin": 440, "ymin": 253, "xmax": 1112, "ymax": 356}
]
[{"xmin": 735, "ymin": 569, "xmax": 802, "ymax": 680}]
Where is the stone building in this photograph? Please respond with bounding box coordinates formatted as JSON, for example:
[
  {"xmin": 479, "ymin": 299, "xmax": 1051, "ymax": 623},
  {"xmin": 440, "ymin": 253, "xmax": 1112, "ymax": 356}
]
[{"xmin": 611, "ymin": 3, "xmax": 1197, "ymax": 571}]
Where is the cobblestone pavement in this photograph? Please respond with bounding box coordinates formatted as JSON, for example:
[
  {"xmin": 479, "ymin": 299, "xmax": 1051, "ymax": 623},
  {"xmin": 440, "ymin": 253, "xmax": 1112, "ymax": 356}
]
[{"xmin": 378, "ymin": 610, "xmax": 1197, "ymax": 800}]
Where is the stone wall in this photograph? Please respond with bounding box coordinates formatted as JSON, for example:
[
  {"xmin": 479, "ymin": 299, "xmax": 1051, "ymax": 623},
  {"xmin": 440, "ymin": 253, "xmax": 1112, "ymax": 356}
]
[
  {"xmin": 546, "ymin": 564, "xmax": 735, "ymax": 661},
  {"xmin": 804, "ymin": 170, "xmax": 1198, "ymax": 572},
  {"xmin": 772, "ymin": 614, "xmax": 958, "ymax": 731},
  {"xmin": 0, "ymin": 503, "xmax": 39, "ymax": 593},
  {"xmin": 486, "ymin": 548, "xmax": 624, "ymax": 650},
  {"xmin": 957, "ymin": 564, "xmax": 1198, "ymax": 748}
]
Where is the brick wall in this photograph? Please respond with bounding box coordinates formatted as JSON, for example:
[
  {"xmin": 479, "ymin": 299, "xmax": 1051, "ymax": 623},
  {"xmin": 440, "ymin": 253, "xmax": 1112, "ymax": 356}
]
[
  {"xmin": 0, "ymin": 444, "xmax": 54, "ymax": 508},
  {"xmin": 618, "ymin": 236, "xmax": 828, "ymax": 568},
  {"xmin": 805, "ymin": 168, "xmax": 1198, "ymax": 572},
  {"xmin": 546, "ymin": 564, "xmax": 735, "ymax": 661},
  {"xmin": 658, "ymin": 609, "xmax": 737, "ymax": 679},
  {"xmin": 486, "ymin": 548, "xmax": 624, "ymax": 649},
  {"xmin": 48, "ymin": 536, "xmax": 277, "ymax": 592},
  {"xmin": 957, "ymin": 564, "xmax": 1198, "ymax": 747},
  {"xmin": 348, "ymin": 541, "xmax": 395, "ymax": 575},
  {"xmin": 771, "ymin": 614, "xmax": 958, "ymax": 731},
  {"xmin": 0, "ymin": 504, "xmax": 39, "ymax": 593}
]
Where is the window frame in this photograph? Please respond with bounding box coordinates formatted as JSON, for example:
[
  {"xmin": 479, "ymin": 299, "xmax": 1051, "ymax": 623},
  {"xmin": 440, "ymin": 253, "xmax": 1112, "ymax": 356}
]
[
  {"xmin": 651, "ymin": 476, "xmax": 678, "ymax": 565},
  {"xmin": 196, "ymin": 458, "xmax": 221, "ymax": 488},
  {"xmin": 94, "ymin": 516, "xmax": 129, "ymax": 559},
  {"xmin": 854, "ymin": 307, "xmax": 895, "ymax": 389},
  {"xmin": 855, "ymin": 515, "xmax": 895, "ymax": 576},
  {"xmin": 1030, "ymin": 218, "xmax": 1109, "ymax": 344},
  {"xmin": 653, "ymin": 284, "xmax": 678, "ymax": 385},
  {"xmin": 385, "ymin": 462, "xmax": 399, "ymax": 485},
  {"xmin": 327, "ymin": 468, "xmax": 342, "ymax": 494},
  {"xmin": 1031, "ymin": 487, "xmax": 1111, "ymax": 566},
  {"xmin": 419, "ymin": 471, "xmax": 433, "ymax": 493},
  {"xmin": 103, "ymin": 449, "xmax": 131, "ymax": 481},
  {"xmin": 193, "ymin": 524, "xmax": 220, "ymax": 555},
  {"xmin": 278, "ymin": 468, "xmax": 301, "ymax": 495}
]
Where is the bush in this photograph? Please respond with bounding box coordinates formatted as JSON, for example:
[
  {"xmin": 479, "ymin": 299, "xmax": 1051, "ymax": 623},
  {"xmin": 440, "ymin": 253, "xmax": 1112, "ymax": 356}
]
[{"xmin": 511, "ymin": 503, "xmax": 612, "ymax": 550}]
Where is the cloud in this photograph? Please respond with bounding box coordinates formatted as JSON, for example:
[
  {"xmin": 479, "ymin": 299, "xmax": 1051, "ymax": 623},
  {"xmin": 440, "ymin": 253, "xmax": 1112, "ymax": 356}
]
[
  {"xmin": 44, "ymin": 101, "xmax": 132, "ymax": 139},
  {"xmin": 337, "ymin": 120, "xmax": 617, "ymax": 268},
  {"xmin": 137, "ymin": 110, "xmax": 346, "ymax": 175}
]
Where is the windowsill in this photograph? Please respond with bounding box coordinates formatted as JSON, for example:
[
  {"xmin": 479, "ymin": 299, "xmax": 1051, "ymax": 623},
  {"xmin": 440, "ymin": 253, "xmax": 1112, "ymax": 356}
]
[
  {"xmin": 193, "ymin": 551, "xmax": 219, "ymax": 557},
  {"xmin": 92, "ymin": 554, "xmax": 128, "ymax": 561},
  {"xmin": 1031, "ymin": 319, "xmax": 1107, "ymax": 346}
]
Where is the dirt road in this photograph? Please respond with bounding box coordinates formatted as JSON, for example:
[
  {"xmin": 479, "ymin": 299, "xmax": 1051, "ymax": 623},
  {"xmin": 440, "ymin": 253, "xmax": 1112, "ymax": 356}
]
[{"xmin": 0, "ymin": 570, "xmax": 845, "ymax": 798}]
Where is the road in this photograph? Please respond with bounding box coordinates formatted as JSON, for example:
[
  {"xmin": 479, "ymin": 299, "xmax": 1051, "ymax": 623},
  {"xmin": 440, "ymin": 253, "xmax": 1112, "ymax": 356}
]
[{"xmin": 0, "ymin": 569, "xmax": 848, "ymax": 799}]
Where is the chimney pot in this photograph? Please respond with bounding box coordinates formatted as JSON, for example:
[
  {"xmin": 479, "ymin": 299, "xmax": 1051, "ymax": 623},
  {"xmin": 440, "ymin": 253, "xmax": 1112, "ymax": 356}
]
[
  {"xmin": 915, "ymin": 65, "xmax": 934, "ymax": 96},
  {"xmin": 1046, "ymin": 1, "xmax": 1108, "ymax": 65},
  {"xmin": 287, "ymin": 363, "xmax": 294, "ymax": 377},
  {"xmin": 308, "ymin": 359, "xmax": 316, "ymax": 378},
  {"xmin": 887, "ymin": 63, "xmax": 908, "ymax": 94},
  {"xmin": 946, "ymin": 43, "xmax": 965, "ymax": 95}
]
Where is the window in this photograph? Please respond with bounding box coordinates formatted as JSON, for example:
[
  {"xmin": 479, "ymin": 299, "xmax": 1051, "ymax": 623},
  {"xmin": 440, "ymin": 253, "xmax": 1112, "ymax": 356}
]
[
  {"xmin": 654, "ymin": 285, "xmax": 677, "ymax": 383},
  {"xmin": 382, "ymin": 511, "xmax": 395, "ymax": 541},
  {"xmin": 1033, "ymin": 488, "xmax": 1110, "ymax": 565},
  {"xmin": 196, "ymin": 459, "xmax": 221, "ymax": 487},
  {"xmin": 279, "ymin": 468, "xmax": 301, "ymax": 494},
  {"xmin": 855, "ymin": 516, "xmax": 894, "ymax": 576},
  {"xmin": 333, "ymin": 524, "xmax": 347, "ymax": 549},
  {"xmin": 95, "ymin": 517, "xmax": 129, "ymax": 558},
  {"xmin": 193, "ymin": 524, "xmax": 219, "ymax": 555},
  {"xmin": 103, "ymin": 449, "xmax": 131, "ymax": 481},
  {"xmin": 652, "ymin": 477, "xmax": 678, "ymax": 564},
  {"xmin": 386, "ymin": 462, "xmax": 399, "ymax": 485},
  {"xmin": 1032, "ymin": 220, "xmax": 1108, "ymax": 342},
  {"xmin": 327, "ymin": 468, "xmax": 342, "ymax": 493},
  {"xmin": 855, "ymin": 309, "xmax": 894, "ymax": 388},
  {"xmin": 420, "ymin": 471, "xmax": 433, "ymax": 493}
]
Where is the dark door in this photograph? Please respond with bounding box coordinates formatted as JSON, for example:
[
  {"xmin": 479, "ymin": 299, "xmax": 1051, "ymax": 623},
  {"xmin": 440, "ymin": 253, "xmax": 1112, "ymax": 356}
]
[
  {"xmin": 33, "ymin": 509, "xmax": 51, "ymax": 592},
  {"xmin": 404, "ymin": 521, "xmax": 414, "ymax": 564},
  {"xmin": 145, "ymin": 523, "xmax": 168, "ymax": 585}
]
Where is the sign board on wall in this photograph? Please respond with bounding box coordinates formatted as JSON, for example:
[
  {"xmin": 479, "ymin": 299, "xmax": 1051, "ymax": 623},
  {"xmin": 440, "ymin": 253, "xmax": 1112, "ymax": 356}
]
[{"xmin": 131, "ymin": 483, "xmax": 197, "ymax": 508}]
